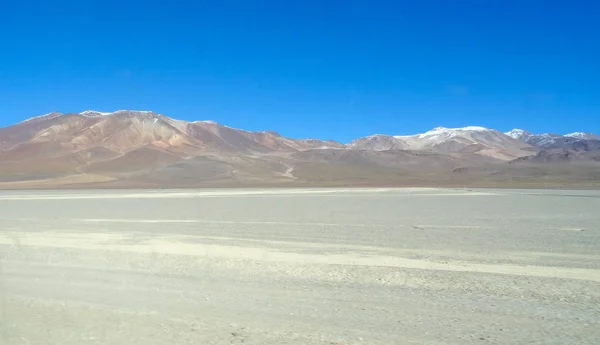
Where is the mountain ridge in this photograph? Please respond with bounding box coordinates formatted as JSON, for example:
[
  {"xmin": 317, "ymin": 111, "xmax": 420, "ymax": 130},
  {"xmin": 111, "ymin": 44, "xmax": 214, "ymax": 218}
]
[
  {"xmin": 1, "ymin": 110, "xmax": 599, "ymax": 188},
  {"xmin": 7, "ymin": 110, "xmax": 598, "ymax": 147}
]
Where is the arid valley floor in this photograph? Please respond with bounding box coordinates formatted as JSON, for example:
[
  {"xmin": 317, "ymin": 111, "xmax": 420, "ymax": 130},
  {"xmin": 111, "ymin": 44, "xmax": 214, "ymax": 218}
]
[{"xmin": 1, "ymin": 188, "xmax": 599, "ymax": 344}]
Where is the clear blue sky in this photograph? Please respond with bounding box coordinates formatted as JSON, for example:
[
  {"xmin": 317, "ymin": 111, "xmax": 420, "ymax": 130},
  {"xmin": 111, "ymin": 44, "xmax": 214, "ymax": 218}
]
[{"xmin": 1, "ymin": 0, "xmax": 598, "ymax": 142}]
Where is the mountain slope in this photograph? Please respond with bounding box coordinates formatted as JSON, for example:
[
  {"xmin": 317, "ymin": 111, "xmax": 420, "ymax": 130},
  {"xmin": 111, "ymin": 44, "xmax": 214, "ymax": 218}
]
[
  {"xmin": 0, "ymin": 110, "xmax": 348, "ymax": 185},
  {"xmin": 511, "ymin": 149, "xmax": 600, "ymax": 163},
  {"xmin": 170, "ymin": 120, "xmax": 345, "ymax": 152}
]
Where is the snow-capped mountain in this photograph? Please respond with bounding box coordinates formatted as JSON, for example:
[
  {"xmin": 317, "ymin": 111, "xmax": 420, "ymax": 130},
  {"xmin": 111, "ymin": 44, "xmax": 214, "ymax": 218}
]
[
  {"xmin": 396, "ymin": 126, "xmax": 523, "ymax": 149},
  {"xmin": 350, "ymin": 126, "xmax": 534, "ymax": 160},
  {"xmin": 505, "ymin": 129, "xmax": 600, "ymax": 149}
]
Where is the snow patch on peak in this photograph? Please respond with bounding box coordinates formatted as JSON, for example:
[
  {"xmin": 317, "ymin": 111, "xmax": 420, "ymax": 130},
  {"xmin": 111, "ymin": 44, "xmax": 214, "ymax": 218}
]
[
  {"xmin": 20, "ymin": 112, "xmax": 63, "ymax": 124},
  {"xmin": 80, "ymin": 110, "xmax": 155, "ymax": 117},
  {"xmin": 462, "ymin": 126, "xmax": 490, "ymax": 131},
  {"xmin": 565, "ymin": 132, "xmax": 599, "ymax": 140},
  {"xmin": 113, "ymin": 110, "xmax": 154, "ymax": 115},
  {"xmin": 523, "ymin": 133, "xmax": 563, "ymax": 148},
  {"xmin": 80, "ymin": 110, "xmax": 112, "ymax": 116},
  {"xmin": 505, "ymin": 129, "xmax": 532, "ymax": 140},
  {"xmin": 431, "ymin": 126, "xmax": 489, "ymax": 132},
  {"xmin": 415, "ymin": 126, "xmax": 491, "ymax": 140}
]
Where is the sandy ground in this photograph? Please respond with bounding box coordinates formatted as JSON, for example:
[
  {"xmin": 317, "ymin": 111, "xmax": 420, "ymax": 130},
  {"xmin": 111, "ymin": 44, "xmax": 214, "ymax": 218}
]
[{"xmin": 0, "ymin": 188, "xmax": 599, "ymax": 344}]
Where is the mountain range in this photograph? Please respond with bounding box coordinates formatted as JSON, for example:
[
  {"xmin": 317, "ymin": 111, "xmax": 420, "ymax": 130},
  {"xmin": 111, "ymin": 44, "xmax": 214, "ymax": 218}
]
[{"xmin": 1, "ymin": 110, "xmax": 599, "ymax": 188}]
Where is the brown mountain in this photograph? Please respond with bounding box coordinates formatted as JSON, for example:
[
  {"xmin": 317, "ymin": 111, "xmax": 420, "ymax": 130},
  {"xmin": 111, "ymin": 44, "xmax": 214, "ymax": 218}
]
[
  {"xmin": 1, "ymin": 110, "xmax": 598, "ymax": 188},
  {"xmin": 0, "ymin": 110, "xmax": 345, "ymax": 187}
]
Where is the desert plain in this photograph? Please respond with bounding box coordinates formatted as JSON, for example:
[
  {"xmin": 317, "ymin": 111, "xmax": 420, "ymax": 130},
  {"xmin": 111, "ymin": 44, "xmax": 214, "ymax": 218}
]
[{"xmin": 0, "ymin": 188, "xmax": 599, "ymax": 344}]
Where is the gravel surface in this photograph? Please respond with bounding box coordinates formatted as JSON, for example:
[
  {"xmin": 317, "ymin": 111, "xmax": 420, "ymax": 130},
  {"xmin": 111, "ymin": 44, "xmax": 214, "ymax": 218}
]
[{"xmin": 1, "ymin": 188, "xmax": 599, "ymax": 344}]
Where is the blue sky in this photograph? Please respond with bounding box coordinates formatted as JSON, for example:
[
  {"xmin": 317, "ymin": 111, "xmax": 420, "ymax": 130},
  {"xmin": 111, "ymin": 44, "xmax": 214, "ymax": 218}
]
[{"xmin": 1, "ymin": 0, "xmax": 598, "ymax": 142}]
